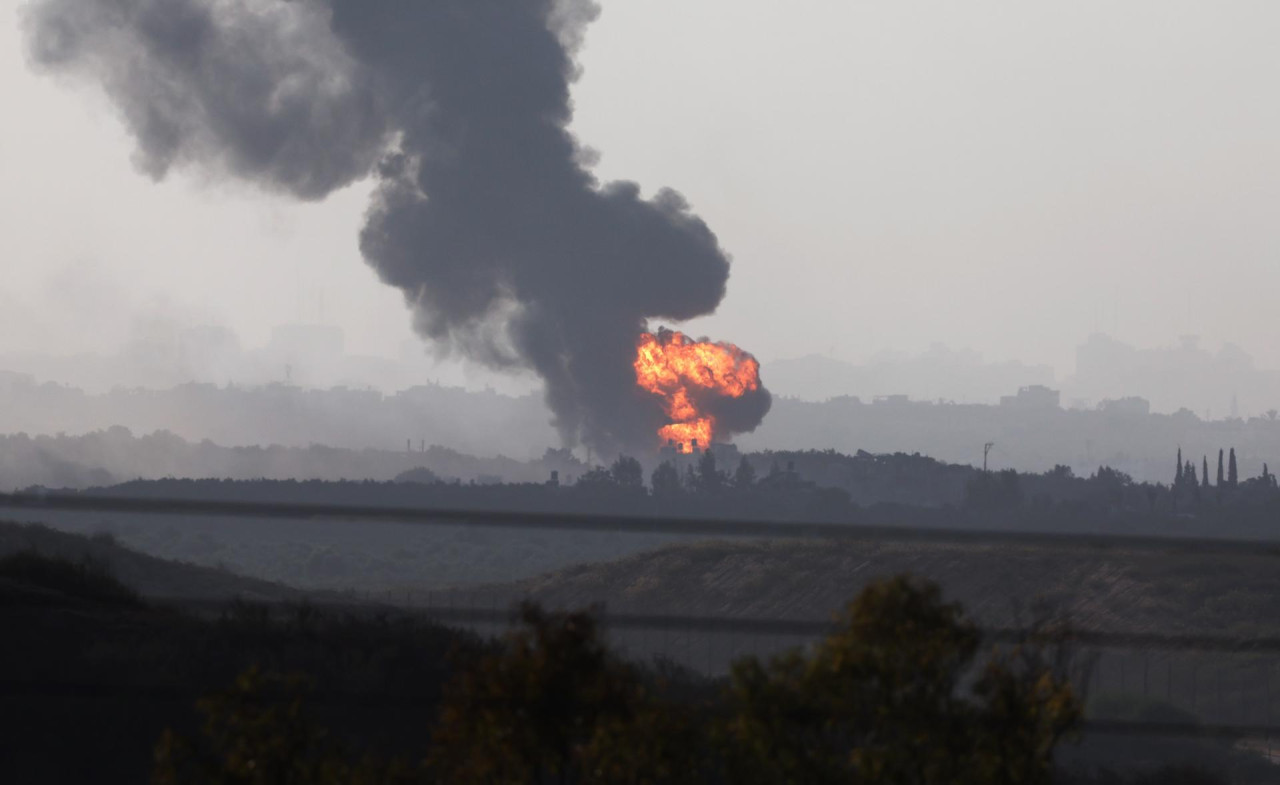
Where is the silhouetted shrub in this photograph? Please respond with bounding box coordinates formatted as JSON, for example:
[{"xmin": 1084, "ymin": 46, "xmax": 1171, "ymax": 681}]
[
  {"xmin": 724, "ymin": 576, "xmax": 1079, "ymax": 785},
  {"xmin": 0, "ymin": 550, "xmax": 139, "ymax": 606}
]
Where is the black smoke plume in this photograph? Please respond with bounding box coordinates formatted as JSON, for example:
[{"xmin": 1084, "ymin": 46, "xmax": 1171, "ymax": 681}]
[{"xmin": 24, "ymin": 0, "xmax": 770, "ymax": 452}]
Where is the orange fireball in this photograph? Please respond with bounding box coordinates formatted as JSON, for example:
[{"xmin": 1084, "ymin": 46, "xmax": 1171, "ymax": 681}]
[{"xmin": 634, "ymin": 329, "xmax": 762, "ymax": 452}]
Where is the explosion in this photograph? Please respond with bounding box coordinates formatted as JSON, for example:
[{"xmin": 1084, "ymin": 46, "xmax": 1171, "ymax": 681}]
[
  {"xmin": 634, "ymin": 329, "xmax": 763, "ymax": 452},
  {"xmin": 24, "ymin": 0, "xmax": 774, "ymax": 452}
]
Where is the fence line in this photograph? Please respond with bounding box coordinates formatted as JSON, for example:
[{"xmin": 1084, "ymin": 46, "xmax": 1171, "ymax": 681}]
[
  {"xmin": 150, "ymin": 597, "xmax": 1280, "ymax": 656},
  {"xmin": 157, "ymin": 596, "xmax": 1280, "ymax": 730},
  {"xmin": 0, "ymin": 678, "xmax": 1275, "ymax": 743},
  {"xmin": 5, "ymin": 491, "xmax": 1280, "ymax": 554}
]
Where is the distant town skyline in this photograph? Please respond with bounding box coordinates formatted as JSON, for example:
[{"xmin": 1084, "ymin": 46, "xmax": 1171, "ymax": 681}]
[{"xmin": 4, "ymin": 320, "xmax": 1280, "ymax": 420}]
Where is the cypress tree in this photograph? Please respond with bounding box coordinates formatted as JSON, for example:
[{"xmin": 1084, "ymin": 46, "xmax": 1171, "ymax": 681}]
[
  {"xmin": 1176, "ymin": 447, "xmax": 1184, "ymax": 486},
  {"xmin": 1187, "ymin": 461, "xmax": 1197, "ymax": 486},
  {"xmin": 1202, "ymin": 456, "xmax": 1210, "ymax": 488},
  {"xmin": 1229, "ymin": 448, "xmax": 1239, "ymax": 488},
  {"xmin": 1217, "ymin": 449, "xmax": 1225, "ymax": 487}
]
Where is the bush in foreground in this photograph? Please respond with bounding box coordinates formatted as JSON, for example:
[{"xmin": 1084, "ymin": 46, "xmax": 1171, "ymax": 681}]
[{"xmin": 156, "ymin": 576, "xmax": 1082, "ymax": 784}]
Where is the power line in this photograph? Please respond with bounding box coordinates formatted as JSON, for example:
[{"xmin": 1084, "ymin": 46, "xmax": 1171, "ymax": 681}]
[
  {"xmin": 4, "ymin": 492, "xmax": 1280, "ymax": 555},
  {"xmin": 0, "ymin": 678, "xmax": 1275, "ymax": 742},
  {"xmin": 160, "ymin": 598, "xmax": 1280, "ymax": 655}
]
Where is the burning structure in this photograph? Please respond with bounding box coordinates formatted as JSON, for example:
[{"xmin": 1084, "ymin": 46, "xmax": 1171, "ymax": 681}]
[
  {"xmin": 635, "ymin": 328, "xmax": 768, "ymax": 453},
  {"xmin": 24, "ymin": 0, "xmax": 770, "ymax": 454}
]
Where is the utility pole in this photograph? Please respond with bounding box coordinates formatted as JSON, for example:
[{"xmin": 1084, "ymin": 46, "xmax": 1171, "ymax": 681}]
[{"xmin": 983, "ymin": 442, "xmax": 995, "ymax": 473}]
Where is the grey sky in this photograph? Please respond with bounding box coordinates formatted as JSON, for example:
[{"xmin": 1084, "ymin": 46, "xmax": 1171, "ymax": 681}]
[{"xmin": 3, "ymin": 0, "xmax": 1279, "ymax": 382}]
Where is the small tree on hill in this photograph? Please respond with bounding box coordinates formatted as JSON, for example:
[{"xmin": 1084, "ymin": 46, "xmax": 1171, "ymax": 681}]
[
  {"xmin": 610, "ymin": 455, "xmax": 644, "ymax": 488},
  {"xmin": 650, "ymin": 461, "xmax": 681, "ymax": 497},
  {"xmin": 724, "ymin": 576, "xmax": 1080, "ymax": 785},
  {"xmin": 695, "ymin": 450, "xmax": 724, "ymax": 493},
  {"xmin": 1229, "ymin": 448, "xmax": 1239, "ymax": 488},
  {"xmin": 426, "ymin": 604, "xmax": 702, "ymax": 784},
  {"xmin": 576, "ymin": 466, "xmax": 616, "ymax": 489},
  {"xmin": 964, "ymin": 469, "xmax": 1023, "ymax": 510},
  {"xmin": 733, "ymin": 456, "xmax": 757, "ymax": 489}
]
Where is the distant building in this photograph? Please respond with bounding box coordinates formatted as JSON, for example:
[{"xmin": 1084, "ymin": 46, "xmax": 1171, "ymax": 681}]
[
  {"xmin": 1068, "ymin": 332, "xmax": 1272, "ymax": 419},
  {"xmin": 1097, "ymin": 396, "xmax": 1151, "ymax": 417},
  {"xmin": 872, "ymin": 394, "xmax": 911, "ymax": 406},
  {"xmin": 999, "ymin": 385, "xmax": 1060, "ymax": 410}
]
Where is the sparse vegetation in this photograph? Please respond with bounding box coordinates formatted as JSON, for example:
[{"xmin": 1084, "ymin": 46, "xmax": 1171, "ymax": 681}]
[
  {"xmin": 0, "ymin": 549, "xmax": 140, "ymax": 606},
  {"xmin": 2, "ymin": 524, "xmax": 1275, "ymax": 783},
  {"xmin": 150, "ymin": 578, "xmax": 1082, "ymax": 785}
]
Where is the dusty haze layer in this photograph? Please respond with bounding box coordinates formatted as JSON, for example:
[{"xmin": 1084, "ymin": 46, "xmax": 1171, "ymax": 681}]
[
  {"xmin": 17, "ymin": 0, "xmax": 773, "ymax": 453},
  {"xmin": 4, "ymin": 2, "xmax": 1280, "ymax": 401}
]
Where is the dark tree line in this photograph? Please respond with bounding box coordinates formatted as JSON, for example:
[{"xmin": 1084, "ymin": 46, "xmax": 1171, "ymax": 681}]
[{"xmin": 1172, "ymin": 445, "xmax": 1274, "ymax": 499}]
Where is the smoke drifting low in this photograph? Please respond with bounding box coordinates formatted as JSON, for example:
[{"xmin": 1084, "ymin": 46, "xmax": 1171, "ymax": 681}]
[{"xmin": 24, "ymin": 0, "xmax": 770, "ymax": 452}]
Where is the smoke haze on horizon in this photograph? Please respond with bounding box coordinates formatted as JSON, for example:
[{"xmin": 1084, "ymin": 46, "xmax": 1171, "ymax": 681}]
[
  {"xmin": 17, "ymin": 0, "xmax": 773, "ymax": 452},
  {"xmin": 4, "ymin": 1, "xmax": 1280, "ymax": 418}
]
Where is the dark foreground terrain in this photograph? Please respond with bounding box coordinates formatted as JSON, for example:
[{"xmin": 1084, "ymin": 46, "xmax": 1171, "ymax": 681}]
[
  {"xmin": 0, "ymin": 530, "xmax": 478, "ymax": 783},
  {"xmin": 3, "ymin": 522, "xmax": 1278, "ymax": 783}
]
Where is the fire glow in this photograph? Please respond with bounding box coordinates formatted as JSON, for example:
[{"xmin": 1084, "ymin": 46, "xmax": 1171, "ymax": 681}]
[{"xmin": 634, "ymin": 329, "xmax": 762, "ymax": 452}]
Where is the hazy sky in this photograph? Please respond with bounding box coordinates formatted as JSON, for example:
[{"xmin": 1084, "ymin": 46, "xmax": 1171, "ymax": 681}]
[{"xmin": 3, "ymin": 0, "xmax": 1280, "ymax": 380}]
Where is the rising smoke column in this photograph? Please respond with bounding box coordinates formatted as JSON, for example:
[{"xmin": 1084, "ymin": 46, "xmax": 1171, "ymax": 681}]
[{"xmin": 24, "ymin": 0, "xmax": 770, "ymax": 452}]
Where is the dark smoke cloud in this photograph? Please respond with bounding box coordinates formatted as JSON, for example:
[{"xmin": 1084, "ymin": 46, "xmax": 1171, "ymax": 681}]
[
  {"xmin": 24, "ymin": 0, "xmax": 770, "ymax": 452},
  {"xmin": 25, "ymin": 0, "xmax": 388, "ymax": 198}
]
